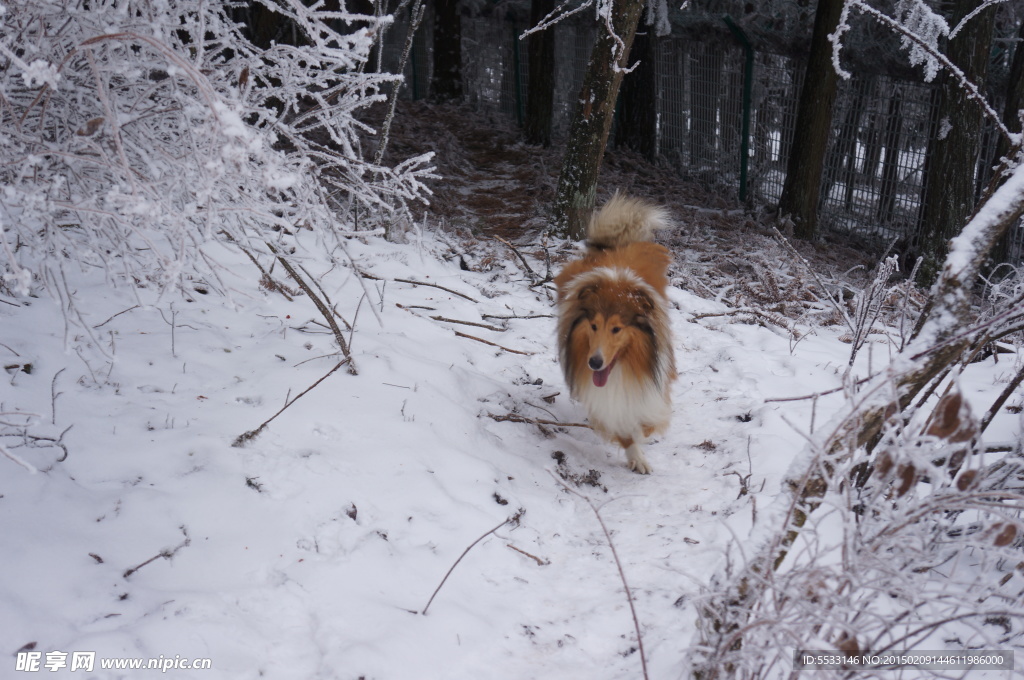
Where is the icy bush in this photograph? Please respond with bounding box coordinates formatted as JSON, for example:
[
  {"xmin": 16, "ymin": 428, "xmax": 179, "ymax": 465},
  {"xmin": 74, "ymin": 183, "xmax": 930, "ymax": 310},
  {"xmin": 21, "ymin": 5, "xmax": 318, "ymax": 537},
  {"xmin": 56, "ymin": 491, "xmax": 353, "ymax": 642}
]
[
  {"xmin": 0, "ymin": 0, "xmax": 433, "ymax": 301},
  {"xmin": 982, "ymin": 264, "xmax": 1024, "ymax": 348},
  {"xmin": 692, "ymin": 389, "xmax": 1024, "ymax": 679}
]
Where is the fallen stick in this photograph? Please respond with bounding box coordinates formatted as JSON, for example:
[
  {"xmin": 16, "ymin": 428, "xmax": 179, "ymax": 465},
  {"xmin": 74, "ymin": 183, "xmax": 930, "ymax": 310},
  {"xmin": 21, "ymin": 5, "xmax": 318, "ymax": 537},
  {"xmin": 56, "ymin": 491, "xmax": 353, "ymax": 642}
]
[
  {"xmin": 481, "ymin": 312, "xmax": 554, "ymax": 320},
  {"xmin": 493, "ymin": 235, "xmax": 546, "ymax": 284},
  {"xmin": 454, "ymin": 330, "xmax": 533, "ymax": 355},
  {"xmin": 233, "ymin": 359, "xmax": 350, "ymax": 447},
  {"xmin": 692, "ymin": 308, "xmax": 797, "ymax": 334},
  {"xmin": 395, "ymin": 277, "xmax": 478, "ymax": 303},
  {"xmin": 431, "ymin": 315, "xmax": 506, "ymax": 332},
  {"xmin": 124, "ymin": 526, "xmax": 190, "ymax": 579},
  {"xmin": 421, "ymin": 510, "xmax": 524, "ymax": 615},
  {"xmin": 507, "ymin": 543, "xmax": 550, "ymax": 566},
  {"xmin": 549, "ymin": 471, "xmax": 648, "ymax": 680},
  {"xmin": 397, "ymin": 303, "xmax": 507, "ymax": 332},
  {"xmin": 266, "ymin": 242, "xmax": 355, "ymax": 374},
  {"xmin": 92, "ymin": 305, "xmax": 141, "ymax": 328},
  {"xmin": 486, "ymin": 412, "xmax": 590, "ymax": 429},
  {"xmin": 764, "ymin": 373, "xmax": 875, "ymax": 403}
]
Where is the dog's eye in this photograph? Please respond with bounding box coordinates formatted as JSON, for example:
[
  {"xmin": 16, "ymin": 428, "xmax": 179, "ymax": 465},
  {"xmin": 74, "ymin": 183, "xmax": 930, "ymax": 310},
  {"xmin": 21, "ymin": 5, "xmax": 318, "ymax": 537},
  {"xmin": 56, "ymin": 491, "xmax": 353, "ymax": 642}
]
[
  {"xmin": 590, "ymin": 323, "xmax": 598, "ymax": 332},
  {"xmin": 611, "ymin": 326, "xmax": 622, "ymax": 334}
]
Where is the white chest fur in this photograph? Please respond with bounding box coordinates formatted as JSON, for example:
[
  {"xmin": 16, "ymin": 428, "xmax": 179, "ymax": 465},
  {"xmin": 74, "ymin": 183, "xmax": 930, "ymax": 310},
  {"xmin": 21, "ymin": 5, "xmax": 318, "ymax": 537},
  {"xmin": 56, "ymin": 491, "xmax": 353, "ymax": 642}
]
[{"xmin": 576, "ymin": 368, "xmax": 670, "ymax": 441}]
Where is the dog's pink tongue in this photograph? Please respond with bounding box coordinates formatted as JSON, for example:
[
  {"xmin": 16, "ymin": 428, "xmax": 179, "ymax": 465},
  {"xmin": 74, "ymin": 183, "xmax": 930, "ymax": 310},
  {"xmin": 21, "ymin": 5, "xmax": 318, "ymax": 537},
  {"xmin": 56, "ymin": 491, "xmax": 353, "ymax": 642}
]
[{"xmin": 592, "ymin": 365, "xmax": 612, "ymax": 387}]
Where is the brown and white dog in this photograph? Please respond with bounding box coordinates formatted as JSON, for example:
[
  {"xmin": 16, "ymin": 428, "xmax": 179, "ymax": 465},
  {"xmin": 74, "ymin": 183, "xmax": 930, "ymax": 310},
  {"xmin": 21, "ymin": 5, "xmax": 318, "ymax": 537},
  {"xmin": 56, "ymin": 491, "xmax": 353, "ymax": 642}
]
[{"xmin": 554, "ymin": 194, "xmax": 676, "ymax": 474}]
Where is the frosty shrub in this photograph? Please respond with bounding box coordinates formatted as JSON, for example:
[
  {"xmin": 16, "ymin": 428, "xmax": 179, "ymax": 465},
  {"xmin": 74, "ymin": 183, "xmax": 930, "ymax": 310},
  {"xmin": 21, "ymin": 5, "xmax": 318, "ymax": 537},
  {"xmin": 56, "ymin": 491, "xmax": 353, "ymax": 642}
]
[
  {"xmin": 981, "ymin": 265, "xmax": 1024, "ymax": 348},
  {"xmin": 687, "ymin": 1, "xmax": 1024, "ymax": 676},
  {"xmin": 0, "ymin": 0, "xmax": 433, "ymax": 301},
  {"xmin": 693, "ymin": 388, "xmax": 1024, "ymax": 678}
]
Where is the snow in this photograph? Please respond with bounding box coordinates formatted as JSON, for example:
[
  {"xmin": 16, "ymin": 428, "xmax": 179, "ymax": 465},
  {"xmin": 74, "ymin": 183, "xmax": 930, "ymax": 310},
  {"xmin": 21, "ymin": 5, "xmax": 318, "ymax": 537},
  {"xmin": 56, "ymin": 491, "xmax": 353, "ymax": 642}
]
[
  {"xmin": 1, "ymin": 224, "xmax": 1020, "ymax": 678},
  {"xmin": 944, "ymin": 162, "xmax": 1024, "ymax": 282}
]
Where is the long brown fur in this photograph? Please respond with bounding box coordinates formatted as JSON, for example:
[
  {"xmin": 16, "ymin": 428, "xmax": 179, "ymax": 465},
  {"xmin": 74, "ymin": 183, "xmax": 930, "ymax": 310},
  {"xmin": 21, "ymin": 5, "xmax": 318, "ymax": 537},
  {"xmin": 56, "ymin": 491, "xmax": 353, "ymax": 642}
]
[{"xmin": 555, "ymin": 194, "xmax": 676, "ymax": 474}]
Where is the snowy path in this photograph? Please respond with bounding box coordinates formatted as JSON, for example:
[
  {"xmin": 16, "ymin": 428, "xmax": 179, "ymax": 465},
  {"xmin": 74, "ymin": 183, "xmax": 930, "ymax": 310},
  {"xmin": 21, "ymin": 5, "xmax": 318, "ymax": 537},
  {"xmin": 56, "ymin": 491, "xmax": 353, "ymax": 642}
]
[{"xmin": 1, "ymin": 231, "xmax": 1016, "ymax": 679}]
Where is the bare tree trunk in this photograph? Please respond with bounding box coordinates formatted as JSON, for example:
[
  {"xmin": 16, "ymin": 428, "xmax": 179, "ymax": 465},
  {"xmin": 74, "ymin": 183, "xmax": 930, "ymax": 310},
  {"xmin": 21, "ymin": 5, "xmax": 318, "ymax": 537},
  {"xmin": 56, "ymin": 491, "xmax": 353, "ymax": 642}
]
[
  {"xmin": 523, "ymin": 0, "xmax": 555, "ymax": 147},
  {"xmin": 915, "ymin": 0, "xmax": 996, "ymax": 284},
  {"xmin": 842, "ymin": 78, "xmax": 872, "ymax": 211},
  {"xmin": 661, "ymin": 44, "xmax": 686, "ymax": 163},
  {"xmin": 777, "ymin": 66, "xmax": 802, "ymax": 167},
  {"xmin": 876, "ymin": 82, "xmax": 904, "ymax": 224},
  {"xmin": 614, "ymin": 27, "xmax": 658, "ymax": 160},
  {"xmin": 777, "ymin": 0, "xmax": 845, "ymax": 240},
  {"xmin": 720, "ymin": 52, "xmax": 743, "ymax": 158},
  {"xmin": 243, "ymin": 3, "xmax": 285, "ymax": 49},
  {"xmin": 430, "ymin": 0, "xmax": 463, "ymax": 102},
  {"xmin": 821, "ymin": 76, "xmax": 868, "ymax": 213},
  {"xmin": 551, "ymin": 0, "xmax": 645, "ymax": 239}
]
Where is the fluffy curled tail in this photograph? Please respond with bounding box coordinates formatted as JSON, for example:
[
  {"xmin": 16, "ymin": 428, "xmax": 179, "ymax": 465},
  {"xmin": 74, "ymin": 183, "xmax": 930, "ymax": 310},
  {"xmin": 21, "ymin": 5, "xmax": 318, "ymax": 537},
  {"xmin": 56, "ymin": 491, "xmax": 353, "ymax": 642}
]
[{"xmin": 586, "ymin": 192, "xmax": 670, "ymax": 250}]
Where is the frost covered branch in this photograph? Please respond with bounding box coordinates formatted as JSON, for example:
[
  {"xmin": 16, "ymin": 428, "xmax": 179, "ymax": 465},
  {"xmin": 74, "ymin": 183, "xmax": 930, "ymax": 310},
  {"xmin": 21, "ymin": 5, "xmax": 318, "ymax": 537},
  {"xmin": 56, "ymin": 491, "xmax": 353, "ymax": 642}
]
[
  {"xmin": 690, "ymin": 385, "xmax": 1024, "ymax": 679},
  {"xmin": 830, "ymin": 0, "xmax": 1012, "ymax": 146},
  {"xmin": 519, "ymin": 0, "xmax": 666, "ymax": 69},
  {"xmin": 0, "ymin": 410, "xmax": 71, "ymax": 473}
]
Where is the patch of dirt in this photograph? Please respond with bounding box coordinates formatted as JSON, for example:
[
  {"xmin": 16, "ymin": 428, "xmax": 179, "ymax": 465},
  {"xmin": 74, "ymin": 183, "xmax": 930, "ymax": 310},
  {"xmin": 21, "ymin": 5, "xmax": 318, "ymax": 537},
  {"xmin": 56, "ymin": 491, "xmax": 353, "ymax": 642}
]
[
  {"xmin": 371, "ymin": 101, "xmax": 552, "ymax": 238},
  {"xmin": 375, "ymin": 99, "xmax": 747, "ymax": 240}
]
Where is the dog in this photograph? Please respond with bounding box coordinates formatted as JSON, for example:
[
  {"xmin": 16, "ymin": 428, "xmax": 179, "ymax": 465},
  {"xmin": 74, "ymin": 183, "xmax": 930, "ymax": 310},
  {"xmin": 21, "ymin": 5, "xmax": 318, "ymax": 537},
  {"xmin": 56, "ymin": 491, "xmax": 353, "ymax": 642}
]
[{"xmin": 554, "ymin": 193, "xmax": 676, "ymax": 474}]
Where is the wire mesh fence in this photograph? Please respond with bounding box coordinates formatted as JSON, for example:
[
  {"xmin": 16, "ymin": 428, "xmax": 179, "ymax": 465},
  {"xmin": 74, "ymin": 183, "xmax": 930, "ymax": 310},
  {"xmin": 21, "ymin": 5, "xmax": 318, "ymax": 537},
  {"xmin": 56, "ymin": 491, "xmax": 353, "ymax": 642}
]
[
  {"xmin": 380, "ymin": 12, "xmax": 1023, "ymax": 263},
  {"xmin": 658, "ymin": 39, "xmax": 748, "ymax": 189},
  {"xmin": 749, "ymin": 52, "xmax": 804, "ymax": 205},
  {"xmin": 818, "ymin": 75, "xmax": 938, "ymax": 242}
]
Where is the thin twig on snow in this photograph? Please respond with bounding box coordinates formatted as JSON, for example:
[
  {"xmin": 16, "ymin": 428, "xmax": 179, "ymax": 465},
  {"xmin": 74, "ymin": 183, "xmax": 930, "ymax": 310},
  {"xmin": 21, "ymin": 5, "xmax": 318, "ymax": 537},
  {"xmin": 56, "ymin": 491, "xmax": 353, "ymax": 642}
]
[
  {"xmin": 421, "ymin": 509, "xmax": 524, "ymax": 615},
  {"xmin": 549, "ymin": 471, "xmax": 649, "ymax": 680}
]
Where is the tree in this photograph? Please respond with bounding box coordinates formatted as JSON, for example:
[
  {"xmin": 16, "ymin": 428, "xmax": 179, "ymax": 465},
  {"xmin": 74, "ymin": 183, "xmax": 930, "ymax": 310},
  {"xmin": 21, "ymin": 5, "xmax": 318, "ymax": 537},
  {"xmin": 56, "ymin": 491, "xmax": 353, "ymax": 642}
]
[
  {"xmin": 523, "ymin": 0, "xmax": 556, "ymax": 147},
  {"xmin": 614, "ymin": 26, "xmax": 658, "ymax": 160},
  {"xmin": 430, "ymin": 0, "xmax": 463, "ymax": 102},
  {"xmin": 876, "ymin": 81, "xmax": 905, "ymax": 224},
  {"xmin": 916, "ymin": 0, "xmax": 998, "ymax": 284},
  {"xmin": 551, "ymin": 0, "xmax": 646, "ymax": 239},
  {"xmin": 689, "ymin": 42, "xmax": 719, "ymax": 170},
  {"xmin": 777, "ymin": 0, "xmax": 846, "ymax": 240}
]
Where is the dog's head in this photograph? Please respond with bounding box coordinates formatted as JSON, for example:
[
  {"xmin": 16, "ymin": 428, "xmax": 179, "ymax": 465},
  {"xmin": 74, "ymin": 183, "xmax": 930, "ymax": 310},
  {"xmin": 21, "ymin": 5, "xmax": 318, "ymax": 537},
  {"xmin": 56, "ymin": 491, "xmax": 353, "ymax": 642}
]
[{"xmin": 564, "ymin": 272, "xmax": 657, "ymax": 388}]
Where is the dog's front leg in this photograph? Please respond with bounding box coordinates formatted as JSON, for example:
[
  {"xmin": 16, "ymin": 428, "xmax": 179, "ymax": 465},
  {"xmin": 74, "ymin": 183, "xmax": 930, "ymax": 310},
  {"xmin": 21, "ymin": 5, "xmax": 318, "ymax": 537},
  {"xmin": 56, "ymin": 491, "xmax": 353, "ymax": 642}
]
[{"xmin": 625, "ymin": 443, "xmax": 652, "ymax": 474}]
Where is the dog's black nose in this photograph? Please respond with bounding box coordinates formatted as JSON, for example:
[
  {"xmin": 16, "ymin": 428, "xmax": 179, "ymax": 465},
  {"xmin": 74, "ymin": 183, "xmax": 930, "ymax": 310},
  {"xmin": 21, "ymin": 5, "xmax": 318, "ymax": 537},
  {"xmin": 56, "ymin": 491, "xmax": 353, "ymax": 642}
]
[{"xmin": 588, "ymin": 355, "xmax": 604, "ymax": 370}]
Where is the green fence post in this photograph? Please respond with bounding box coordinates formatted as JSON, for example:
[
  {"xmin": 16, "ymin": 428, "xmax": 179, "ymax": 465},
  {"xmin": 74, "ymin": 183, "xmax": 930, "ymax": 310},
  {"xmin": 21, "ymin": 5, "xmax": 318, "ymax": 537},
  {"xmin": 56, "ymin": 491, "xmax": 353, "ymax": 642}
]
[{"xmin": 723, "ymin": 15, "xmax": 753, "ymax": 202}]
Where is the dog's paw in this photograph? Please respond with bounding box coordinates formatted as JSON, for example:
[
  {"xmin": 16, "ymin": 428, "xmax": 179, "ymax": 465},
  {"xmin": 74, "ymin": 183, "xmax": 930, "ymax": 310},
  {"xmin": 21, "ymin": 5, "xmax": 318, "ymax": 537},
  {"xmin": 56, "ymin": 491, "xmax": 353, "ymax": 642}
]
[{"xmin": 626, "ymin": 450, "xmax": 653, "ymax": 475}]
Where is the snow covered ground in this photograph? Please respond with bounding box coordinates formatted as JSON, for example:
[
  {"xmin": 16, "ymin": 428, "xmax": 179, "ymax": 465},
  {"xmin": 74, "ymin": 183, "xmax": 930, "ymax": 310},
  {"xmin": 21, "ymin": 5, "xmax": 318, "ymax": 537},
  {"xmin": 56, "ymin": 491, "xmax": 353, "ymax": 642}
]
[{"xmin": 1, "ymin": 225, "xmax": 1020, "ymax": 679}]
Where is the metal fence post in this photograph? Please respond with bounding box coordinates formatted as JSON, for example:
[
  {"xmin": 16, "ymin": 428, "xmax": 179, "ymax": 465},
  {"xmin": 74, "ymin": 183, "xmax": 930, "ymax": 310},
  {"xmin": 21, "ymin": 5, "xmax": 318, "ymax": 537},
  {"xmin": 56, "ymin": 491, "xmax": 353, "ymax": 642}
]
[{"xmin": 723, "ymin": 15, "xmax": 753, "ymax": 202}]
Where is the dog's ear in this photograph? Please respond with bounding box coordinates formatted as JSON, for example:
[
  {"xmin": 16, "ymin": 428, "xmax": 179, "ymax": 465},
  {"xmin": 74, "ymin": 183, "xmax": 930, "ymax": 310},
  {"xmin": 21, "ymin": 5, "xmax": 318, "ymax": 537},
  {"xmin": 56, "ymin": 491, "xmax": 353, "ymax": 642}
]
[
  {"xmin": 631, "ymin": 289, "xmax": 657, "ymax": 329},
  {"xmin": 631, "ymin": 288, "xmax": 656, "ymax": 313},
  {"xmin": 576, "ymin": 282, "xmax": 598, "ymax": 302}
]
